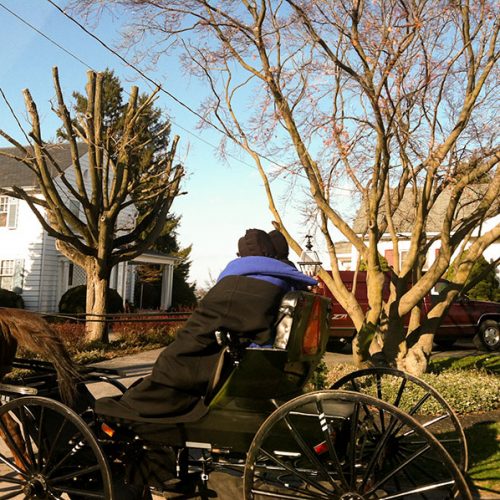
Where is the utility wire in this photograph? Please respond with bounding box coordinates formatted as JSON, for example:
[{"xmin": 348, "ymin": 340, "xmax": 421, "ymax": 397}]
[
  {"xmin": 0, "ymin": 0, "xmax": 256, "ymax": 171},
  {"xmin": 2, "ymin": 0, "xmax": 355, "ymax": 194},
  {"xmin": 45, "ymin": 0, "xmax": 297, "ymax": 173},
  {"xmin": 46, "ymin": 0, "xmax": 231, "ymax": 140}
]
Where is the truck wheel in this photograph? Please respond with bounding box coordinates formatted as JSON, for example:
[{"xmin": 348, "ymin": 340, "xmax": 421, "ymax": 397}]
[{"xmin": 478, "ymin": 320, "xmax": 500, "ymax": 351}]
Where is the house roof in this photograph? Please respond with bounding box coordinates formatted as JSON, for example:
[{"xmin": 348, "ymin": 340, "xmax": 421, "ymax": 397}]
[
  {"xmin": 132, "ymin": 251, "xmax": 179, "ymax": 265},
  {"xmin": 0, "ymin": 143, "xmax": 88, "ymax": 188},
  {"xmin": 352, "ymin": 185, "xmax": 498, "ymax": 235}
]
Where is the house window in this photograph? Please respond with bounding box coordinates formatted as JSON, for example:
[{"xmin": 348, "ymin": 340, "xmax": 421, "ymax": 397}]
[
  {"xmin": 0, "ymin": 196, "xmax": 18, "ymax": 229},
  {"xmin": 0, "ymin": 260, "xmax": 15, "ymax": 290},
  {"xmin": 400, "ymin": 251, "xmax": 408, "ymax": 268}
]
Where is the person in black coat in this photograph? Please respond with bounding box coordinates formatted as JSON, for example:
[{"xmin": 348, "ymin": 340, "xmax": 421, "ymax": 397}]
[{"xmin": 96, "ymin": 229, "xmax": 316, "ymax": 422}]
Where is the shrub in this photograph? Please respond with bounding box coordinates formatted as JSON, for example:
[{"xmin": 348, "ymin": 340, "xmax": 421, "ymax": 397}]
[
  {"xmin": 309, "ymin": 360, "xmax": 329, "ymax": 390},
  {"xmin": 419, "ymin": 369, "xmax": 500, "ymax": 414},
  {"xmin": 0, "ymin": 288, "xmax": 24, "ymax": 308},
  {"xmin": 323, "ymin": 362, "xmax": 499, "ymax": 415},
  {"xmin": 59, "ymin": 285, "xmax": 124, "ymax": 315}
]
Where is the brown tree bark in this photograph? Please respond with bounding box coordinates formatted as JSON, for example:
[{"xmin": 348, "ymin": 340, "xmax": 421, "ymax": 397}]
[
  {"xmin": 67, "ymin": 0, "xmax": 499, "ymax": 365},
  {"xmin": 0, "ymin": 69, "xmax": 183, "ymax": 343}
]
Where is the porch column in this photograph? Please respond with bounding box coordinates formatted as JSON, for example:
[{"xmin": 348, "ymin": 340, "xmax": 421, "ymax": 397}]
[
  {"xmin": 57, "ymin": 260, "xmax": 70, "ymax": 303},
  {"xmin": 118, "ymin": 262, "xmax": 128, "ymax": 305},
  {"xmin": 160, "ymin": 263, "xmax": 174, "ymax": 310}
]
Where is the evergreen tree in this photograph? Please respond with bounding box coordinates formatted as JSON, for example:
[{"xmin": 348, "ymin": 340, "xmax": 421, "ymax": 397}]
[
  {"xmin": 62, "ymin": 69, "xmax": 196, "ymax": 308},
  {"xmin": 447, "ymin": 254, "xmax": 500, "ymax": 302}
]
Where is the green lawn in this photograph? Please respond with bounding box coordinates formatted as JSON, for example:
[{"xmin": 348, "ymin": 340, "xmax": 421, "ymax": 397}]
[{"xmin": 466, "ymin": 421, "xmax": 500, "ymax": 496}]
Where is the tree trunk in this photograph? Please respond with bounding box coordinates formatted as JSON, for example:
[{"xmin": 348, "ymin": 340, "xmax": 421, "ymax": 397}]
[
  {"xmin": 85, "ymin": 260, "xmax": 110, "ymax": 343},
  {"xmin": 403, "ymin": 334, "xmax": 433, "ymax": 376}
]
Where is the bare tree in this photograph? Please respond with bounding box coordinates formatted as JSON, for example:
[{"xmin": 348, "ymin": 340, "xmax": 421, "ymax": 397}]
[
  {"xmin": 74, "ymin": 1, "xmax": 499, "ymax": 372},
  {"xmin": 0, "ymin": 68, "xmax": 183, "ymax": 342}
]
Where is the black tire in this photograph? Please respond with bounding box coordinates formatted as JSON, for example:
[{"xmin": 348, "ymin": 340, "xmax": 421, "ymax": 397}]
[
  {"xmin": 243, "ymin": 390, "xmax": 471, "ymax": 499},
  {"xmin": 0, "ymin": 396, "xmax": 113, "ymax": 499},
  {"xmin": 478, "ymin": 320, "xmax": 500, "ymax": 351},
  {"xmin": 331, "ymin": 367, "xmax": 468, "ymax": 472},
  {"xmin": 326, "ymin": 338, "xmax": 349, "ymax": 352}
]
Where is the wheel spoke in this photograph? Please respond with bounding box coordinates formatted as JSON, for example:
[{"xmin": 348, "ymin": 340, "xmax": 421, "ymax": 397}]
[
  {"xmin": 17, "ymin": 405, "xmax": 38, "ymax": 468},
  {"xmin": 360, "ymin": 407, "xmax": 401, "ymax": 490},
  {"xmin": 52, "ymin": 485, "xmax": 107, "ymax": 499},
  {"xmin": 346, "ymin": 401, "xmax": 360, "ymax": 488},
  {"xmin": 402, "ymin": 413, "xmax": 449, "ymax": 438},
  {"xmin": 256, "ymin": 448, "xmax": 332, "ymax": 496},
  {"xmin": 405, "ymin": 392, "xmax": 432, "ymax": 418},
  {"xmin": 0, "ymin": 415, "xmax": 31, "ymax": 473},
  {"xmin": 0, "ymin": 471, "xmax": 24, "ymax": 485},
  {"xmin": 375, "ymin": 374, "xmax": 386, "ymax": 432},
  {"xmin": 379, "ymin": 480, "xmax": 455, "ymax": 500},
  {"xmin": 250, "ymin": 486, "xmax": 328, "ymax": 499},
  {"xmin": 282, "ymin": 413, "xmax": 336, "ymax": 492},
  {"xmin": 0, "ymin": 487, "xmax": 25, "ymax": 500},
  {"xmin": 0, "ymin": 452, "xmax": 26, "ymax": 477},
  {"xmin": 400, "ymin": 452, "xmax": 447, "ymax": 483},
  {"xmin": 366, "ymin": 443, "xmax": 431, "ymax": 494},
  {"xmin": 50, "ymin": 463, "xmax": 102, "ymax": 484},
  {"xmin": 315, "ymin": 399, "xmax": 348, "ymax": 491},
  {"xmin": 41, "ymin": 416, "xmax": 69, "ymax": 474},
  {"xmin": 46, "ymin": 435, "xmax": 88, "ymax": 479},
  {"xmin": 36, "ymin": 406, "xmax": 45, "ymax": 470},
  {"xmin": 347, "ymin": 378, "xmax": 383, "ymax": 434},
  {"xmin": 392, "ymin": 376, "xmax": 407, "ymax": 408}
]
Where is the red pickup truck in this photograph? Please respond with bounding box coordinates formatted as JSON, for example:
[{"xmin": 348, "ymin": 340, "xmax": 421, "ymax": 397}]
[{"xmin": 318, "ymin": 271, "xmax": 500, "ymax": 351}]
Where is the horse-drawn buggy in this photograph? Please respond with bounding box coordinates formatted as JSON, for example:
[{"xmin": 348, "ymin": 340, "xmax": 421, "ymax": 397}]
[{"xmin": 0, "ymin": 291, "xmax": 471, "ymax": 499}]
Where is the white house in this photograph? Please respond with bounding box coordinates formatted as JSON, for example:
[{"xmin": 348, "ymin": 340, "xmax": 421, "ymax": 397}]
[
  {"xmin": 0, "ymin": 143, "xmax": 177, "ymax": 313},
  {"xmin": 335, "ymin": 188, "xmax": 500, "ymax": 277}
]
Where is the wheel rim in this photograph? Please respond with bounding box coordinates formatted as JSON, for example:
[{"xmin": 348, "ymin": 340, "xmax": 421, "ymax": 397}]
[
  {"xmin": 243, "ymin": 390, "xmax": 471, "ymax": 500},
  {"xmin": 483, "ymin": 326, "xmax": 499, "ymax": 347},
  {"xmin": 0, "ymin": 396, "xmax": 113, "ymax": 499},
  {"xmin": 330, "ymin": 367, "xmax": 468, "ymax": 472}
]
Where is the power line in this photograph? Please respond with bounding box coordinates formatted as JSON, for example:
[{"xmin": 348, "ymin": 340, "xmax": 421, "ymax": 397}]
[
  {"xmin": 0, "ymin": 1, "xmax": 256, "ymax": 171},
  {"xmin": 45, "ymin": 0, "xmax": 293, "ymax": 172},
  {"xmin": 2, "ymin": 0, "xmax": 356, "ymax": 194},
  {"xmin": 46, "ymin": 0, "xmax": 232, "ymax": 139}
]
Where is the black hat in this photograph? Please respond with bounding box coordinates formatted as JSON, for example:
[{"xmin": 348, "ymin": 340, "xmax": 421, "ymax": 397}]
[
  {"xmin": 268, "ymin": 230, "xmax": 289, "ymax": 260},
  {"xmin": 238, "ymin": 229, "xmax": 277, "ymax": 257}
]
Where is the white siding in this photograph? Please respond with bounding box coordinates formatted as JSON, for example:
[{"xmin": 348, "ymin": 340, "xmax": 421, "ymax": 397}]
[
  {"xmin": 0, "ymin": 196, "xmax": 44, "ymax": 311},
  {"xmin": 338, "ymin": 214, "xmax": 499, "ymax": 277},
  {"xmin": 1, "ymin": 152, "xmax": 173, "ymax": 312}
]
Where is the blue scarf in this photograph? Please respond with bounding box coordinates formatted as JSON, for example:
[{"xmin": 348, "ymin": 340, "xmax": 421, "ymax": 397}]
[{"xmin": 217, "ymin": 256, "xmax": 317, "ymax": 290}]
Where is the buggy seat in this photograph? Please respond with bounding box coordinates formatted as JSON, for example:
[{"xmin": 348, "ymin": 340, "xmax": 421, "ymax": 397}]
[{"xmin": 95, "ymin": 291, "xmax": 333, "ymax": 452}]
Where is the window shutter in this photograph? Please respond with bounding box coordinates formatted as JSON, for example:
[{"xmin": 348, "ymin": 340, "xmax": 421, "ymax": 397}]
[
  {"xmin": 7, "ymin": 198, "xmax": 18, "ymax": 229},
  {"xmin": 384, "ymin": 249, "xmax": 394, "ymax": 267},
  {"xmin": 13, "ymin": 259, "xmax": 24, "ymax": 293}
]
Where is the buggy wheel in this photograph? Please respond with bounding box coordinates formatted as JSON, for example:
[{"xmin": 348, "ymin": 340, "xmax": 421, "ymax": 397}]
[
  {"xmin": 0, "ymin": 396, "xmax": 113, "ymax": 499},
  {"xmin": 330, "ymin": 367, "xmax": 468, "ymax": 472},
  {"xmin": 243, "ymin": 390, "xmax": 471, "ymax": 499}
]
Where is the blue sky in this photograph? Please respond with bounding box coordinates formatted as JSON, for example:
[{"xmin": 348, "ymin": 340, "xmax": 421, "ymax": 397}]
[{"xmin": 0, "ymin": 0, "xmax": 313, "ymax": 287}]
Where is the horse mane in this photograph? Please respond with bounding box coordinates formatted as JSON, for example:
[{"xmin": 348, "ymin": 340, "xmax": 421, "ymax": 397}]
[{"xmin": 0, "ymin": 308, "xmax": 81, "ymax": 405}]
